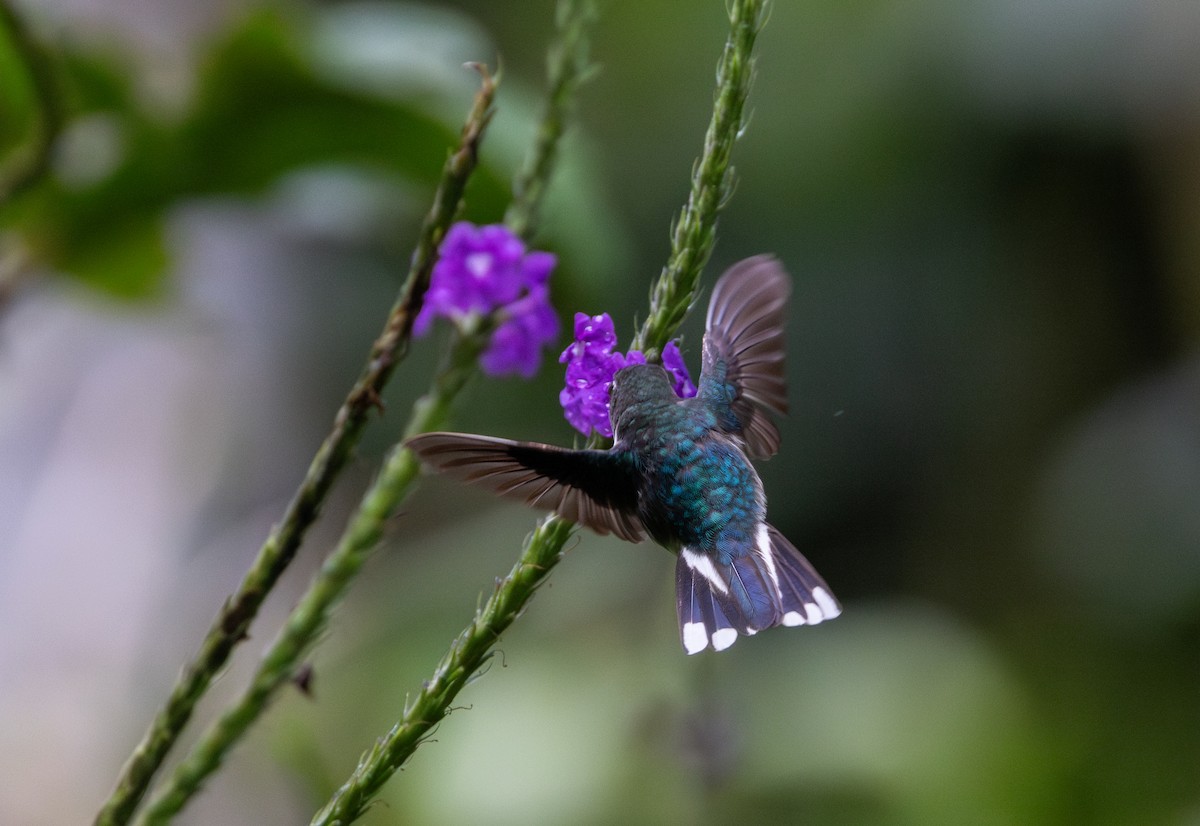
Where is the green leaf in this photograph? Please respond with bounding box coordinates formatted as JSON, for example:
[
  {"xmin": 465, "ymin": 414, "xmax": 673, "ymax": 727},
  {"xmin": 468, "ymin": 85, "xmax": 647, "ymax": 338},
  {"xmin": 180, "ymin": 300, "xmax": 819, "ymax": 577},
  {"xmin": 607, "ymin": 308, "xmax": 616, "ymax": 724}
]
[
  {"xmin": 4, "ymin": 6, "xmax": 625, "ymax": 301},
  {"xmin": 6, "ymin": 10, "xmax": 501, "ymax": 298},
  {"xmin": 0, "ymin": 19, "xmax": 37, "ymax": 151}
]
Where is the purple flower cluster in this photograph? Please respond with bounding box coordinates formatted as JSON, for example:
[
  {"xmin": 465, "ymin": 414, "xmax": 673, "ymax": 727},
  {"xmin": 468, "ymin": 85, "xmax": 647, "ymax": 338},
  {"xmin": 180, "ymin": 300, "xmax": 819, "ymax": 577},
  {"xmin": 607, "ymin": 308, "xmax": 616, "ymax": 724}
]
[
  {"xmin": 559, "ymin": 313, "xmax": 697, "ymax": 438},
  {"xmin": 415, "ymin": 222, "xmax": 559, "ymax": 378}
]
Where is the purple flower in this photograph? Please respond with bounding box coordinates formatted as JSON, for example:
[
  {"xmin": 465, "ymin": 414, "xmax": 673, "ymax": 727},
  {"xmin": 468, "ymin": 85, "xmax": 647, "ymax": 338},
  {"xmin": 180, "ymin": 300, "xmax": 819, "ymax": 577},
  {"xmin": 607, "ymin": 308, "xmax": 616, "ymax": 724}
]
[
  {"xmin": 415, "ymin": 222, "xmax": 560, "ymax": 378},
  {"xmin": 559, "ymin": 312, "xmax": 696, "ymax": 437},
  {"xmin": 662, "ymin": 340, "xmax": 697, "ymax": 399},
  {"xmin": 481, "ymin": 285, "xmax": 560, "ymax": 379},
  {"xmin": 559, "ymin": 313, "xmax": 626, "ymax": 438}
]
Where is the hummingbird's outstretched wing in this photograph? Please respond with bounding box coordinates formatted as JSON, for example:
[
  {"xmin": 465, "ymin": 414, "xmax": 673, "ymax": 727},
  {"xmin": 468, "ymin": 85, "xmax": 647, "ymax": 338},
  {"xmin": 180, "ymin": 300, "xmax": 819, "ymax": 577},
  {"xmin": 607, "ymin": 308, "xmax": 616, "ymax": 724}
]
[
  {"xmin": 675, "ymin": 524, "xmax": 840, "ymax": 654},
  {"xmin": 406, "ymin": 432, "xmax": 647, "ymax": 542},
  {"xmin": 699, "ymin": 255, "xmax": 791, "ymax": 459}
]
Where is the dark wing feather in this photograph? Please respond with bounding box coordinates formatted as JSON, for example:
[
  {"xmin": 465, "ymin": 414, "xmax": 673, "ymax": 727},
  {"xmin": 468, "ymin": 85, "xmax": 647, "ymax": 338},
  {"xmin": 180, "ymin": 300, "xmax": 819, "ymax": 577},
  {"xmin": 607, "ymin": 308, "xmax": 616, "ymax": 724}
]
[
  {"xmin": 406, "ymin": 432, "xmax": 646, "ymax": 542},
  {"xmin": 699, "ymin": 255, "xmax": 791, "ymax": 459}
]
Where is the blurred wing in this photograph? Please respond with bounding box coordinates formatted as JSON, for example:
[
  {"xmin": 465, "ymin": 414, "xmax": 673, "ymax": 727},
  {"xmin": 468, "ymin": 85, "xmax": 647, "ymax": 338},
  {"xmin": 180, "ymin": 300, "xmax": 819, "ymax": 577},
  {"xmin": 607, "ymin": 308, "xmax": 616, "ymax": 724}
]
[
  {"xmin": 406, "ymin": 432, "xmax": 646, "ymax": 542},
  {"xmin": 699, "ymin": 255, "xmax": 791, "ymax": 459}
]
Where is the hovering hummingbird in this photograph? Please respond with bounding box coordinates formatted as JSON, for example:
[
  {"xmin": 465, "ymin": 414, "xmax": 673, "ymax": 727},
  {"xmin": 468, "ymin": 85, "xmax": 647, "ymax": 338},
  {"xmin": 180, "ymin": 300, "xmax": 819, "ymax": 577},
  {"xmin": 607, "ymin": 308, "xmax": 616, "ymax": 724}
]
[{"xmin": 406, "ymin": 256, "xmax": 840, "ymax": 653}]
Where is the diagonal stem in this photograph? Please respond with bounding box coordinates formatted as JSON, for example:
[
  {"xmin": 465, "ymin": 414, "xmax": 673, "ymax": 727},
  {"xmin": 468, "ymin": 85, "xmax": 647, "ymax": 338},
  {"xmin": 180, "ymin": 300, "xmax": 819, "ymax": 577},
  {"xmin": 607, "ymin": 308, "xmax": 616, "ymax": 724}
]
[
  {"xmin": 309, "ymin": 514, "xmax": 575, "ymax": 826},
  {"xmin": 503, "ymin": 0, "xmax": 596, "ymax": 241},
  {"xmin": 133, "ymin": 0, "xmax": 595, "ymax": 813},
  {"xmin": 135, "ymin": 0, "xmax": 596, "ymax": 809},
  {"xmin": 632, "ymin": 0, "xmax": 765, "ymax": 357},
  {"xmin": 94, "ymin": 67, "xmax": 498, "ymax": 826},
  {"xmin": 311, "ymin": 1, "xmax": 767, "ymax": 823},
  {"xmin": 136, "ymin": 329, "xmax": 488, "ymax": 826}
]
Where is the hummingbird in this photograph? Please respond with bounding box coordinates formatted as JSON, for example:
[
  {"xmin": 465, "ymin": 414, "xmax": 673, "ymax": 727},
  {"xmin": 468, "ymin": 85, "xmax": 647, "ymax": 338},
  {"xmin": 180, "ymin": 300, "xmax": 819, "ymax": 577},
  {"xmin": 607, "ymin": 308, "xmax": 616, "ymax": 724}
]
[{"xmin": 406, "ymin": 256, "xmax": 840, "ymax": 653}]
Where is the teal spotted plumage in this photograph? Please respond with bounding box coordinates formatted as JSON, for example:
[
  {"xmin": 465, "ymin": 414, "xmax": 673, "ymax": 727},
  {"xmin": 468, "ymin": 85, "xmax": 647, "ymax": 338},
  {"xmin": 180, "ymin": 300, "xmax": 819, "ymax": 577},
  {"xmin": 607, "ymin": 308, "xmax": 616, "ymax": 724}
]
[
  {"xmin": 408, "ymin": 256, "xmax": 841, "ymax": 653},
  {"xmin": 614, "ymin": 377, "xmax": 760, "ymax": 550}
]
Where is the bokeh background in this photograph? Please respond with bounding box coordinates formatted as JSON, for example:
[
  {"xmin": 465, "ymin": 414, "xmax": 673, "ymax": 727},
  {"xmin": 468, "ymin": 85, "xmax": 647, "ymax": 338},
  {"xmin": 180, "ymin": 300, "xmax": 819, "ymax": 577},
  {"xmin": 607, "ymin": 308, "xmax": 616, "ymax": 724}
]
[{"xmin": 3, "ymin": 0, "xmax": 1199, "ymax": 823}]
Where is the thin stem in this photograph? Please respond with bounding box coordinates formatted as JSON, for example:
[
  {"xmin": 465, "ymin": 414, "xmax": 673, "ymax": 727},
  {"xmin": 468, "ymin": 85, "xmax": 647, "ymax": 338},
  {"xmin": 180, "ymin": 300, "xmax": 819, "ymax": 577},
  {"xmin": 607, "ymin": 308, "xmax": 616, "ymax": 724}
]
[
  {"xmin": 504, "ymin": 0, "xmax": 596, "ymax": 240},
  {"xmin": 135, "ymin": 332, "xmax": 487, "ymax": 826},
  {"xmin": 312, "ymin": 1, "xmax": 766, "ymax": 823},
  {"xmin": 631, "ymin": 0, "xmax": 765, "ymax": 357},
  {"xmin": 0, "ymin": 0, "xmax": 64, "ymax": 204},
  {"xmin": 94, "ymin": 68, "xmax": 498, "ymax": 826},
  {"xmin": 310, "ymin": 515, "xmax": 575, "ymax": 826},
  {"xmin": 134, "ymin": 0, "xmax": 595, "ymax": 813}
]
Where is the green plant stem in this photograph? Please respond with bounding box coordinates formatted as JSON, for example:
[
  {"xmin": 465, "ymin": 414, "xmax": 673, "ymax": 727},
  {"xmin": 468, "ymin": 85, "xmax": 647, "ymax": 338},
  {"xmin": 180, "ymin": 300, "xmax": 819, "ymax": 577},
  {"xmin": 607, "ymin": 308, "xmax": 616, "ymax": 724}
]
[
  {"xmin": 310, "ymin": 514, "xmax": 575, "ymax": 826},
  {"xmin": 631, "ymin": 0, "xmax": 765, "ymax": 357},
  {"xmin": 0, "ymin": 0, "xmax": 64, "ymax": 204},
  {"xmin": 133, "ymin": 0, "xmax": 594, "ymax": 812},
  {"xmin": 504, "ymin": 0, "xmax": 595, "ymax": 240},
  {"xmin": 135, "ymin": 331, "xmax": 487, "ymax": 826},
  {"xmin": 311, "ymin": 2, "xmax": 766, "ymax": 824},
  {"xmin": 94, "ymin": 68, "xmax": 498, "ymax": 826}
]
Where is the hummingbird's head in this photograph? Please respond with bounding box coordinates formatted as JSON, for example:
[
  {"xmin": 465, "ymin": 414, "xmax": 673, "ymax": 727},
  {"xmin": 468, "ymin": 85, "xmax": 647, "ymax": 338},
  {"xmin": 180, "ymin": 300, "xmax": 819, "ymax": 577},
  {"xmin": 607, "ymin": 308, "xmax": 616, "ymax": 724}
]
[{"xmin": 609, "ymin": 363, "xmax": 676, "ymax": 437}]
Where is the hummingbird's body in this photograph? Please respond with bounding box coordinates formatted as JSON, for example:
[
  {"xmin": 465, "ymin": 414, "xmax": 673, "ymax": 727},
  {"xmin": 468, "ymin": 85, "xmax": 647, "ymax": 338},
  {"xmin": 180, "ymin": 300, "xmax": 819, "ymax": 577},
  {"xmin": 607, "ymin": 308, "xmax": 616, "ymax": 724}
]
[
  {"xmin": 408, "ymin": 256, "xmax": 840, "ymax": 653},
  {"xmin": 613, "ymin": 365, "xmax": 763, "ymax": 555},
  {"xmin": 623, "ymin": 387, "xmax": 761, "ymax": 554}
]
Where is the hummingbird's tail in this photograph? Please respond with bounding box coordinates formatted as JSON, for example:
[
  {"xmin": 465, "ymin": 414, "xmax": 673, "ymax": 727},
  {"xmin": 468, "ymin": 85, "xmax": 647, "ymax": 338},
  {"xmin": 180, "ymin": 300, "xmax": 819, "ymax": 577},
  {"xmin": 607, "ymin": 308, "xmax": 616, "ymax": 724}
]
[{"xmin": 674, "ymin": 524, "xmax": 840, "ymax": 654}]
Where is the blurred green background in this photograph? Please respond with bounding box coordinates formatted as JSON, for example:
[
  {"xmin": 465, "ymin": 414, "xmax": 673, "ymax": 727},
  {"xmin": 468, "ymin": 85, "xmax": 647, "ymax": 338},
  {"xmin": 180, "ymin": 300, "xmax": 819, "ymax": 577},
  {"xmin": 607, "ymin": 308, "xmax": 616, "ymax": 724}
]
[{"xmin": 2, "ymin": 1, "xmax": 1199, "ymax": 824}]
